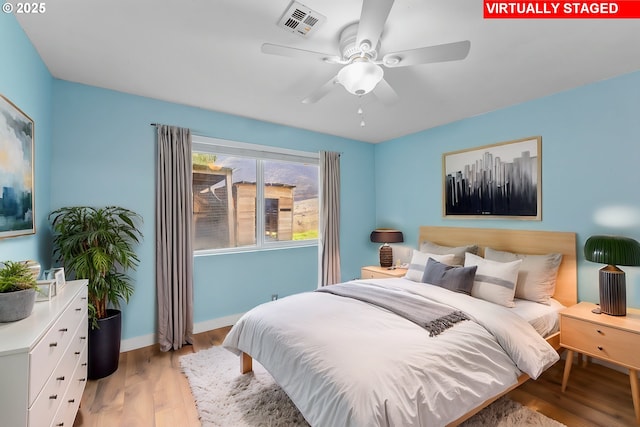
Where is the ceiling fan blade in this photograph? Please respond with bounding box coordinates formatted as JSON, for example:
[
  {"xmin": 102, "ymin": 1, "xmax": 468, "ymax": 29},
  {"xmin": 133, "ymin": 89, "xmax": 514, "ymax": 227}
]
[
  {"xmin": 372, "ymin": 78, "xmax": 398, "ymax": 106},
  {"xmin": 382, "ymin": 40, "xmax": 471, "ymax": 68},
  {"xmin": 356, "ymin": 0, "xmax": 395, "ymax": 53},
  {"xmin": 302, "ymin": 76, "xmax": 339, "ymax": 104},
  {"xmin": 262, "ymin": 43, "xmax": 340, "ymax": 63}
]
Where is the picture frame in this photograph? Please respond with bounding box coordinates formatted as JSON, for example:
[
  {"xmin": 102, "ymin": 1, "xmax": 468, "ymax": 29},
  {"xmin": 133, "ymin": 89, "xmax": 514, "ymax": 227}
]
[
  {"xmin": 46, "ymin": 267, "xmax": 67, "ymax": 290},
  {"xmin": 0, "ymin": 94, "xmax": 35, "ymax": 239},
  {"xmin": 46, "ymin": 267, "xmax": 66, "ymax": 291},
  {"xmin": 36, "ymin": 279, "xmax": 56, "ymax": 302},
  {"xmin": 443, "ymin": 136, "xmax": 542, "ymax": 220},
  {"xmin": 54, "ymin": 268, "xmax": 66, "ymax": 290}
]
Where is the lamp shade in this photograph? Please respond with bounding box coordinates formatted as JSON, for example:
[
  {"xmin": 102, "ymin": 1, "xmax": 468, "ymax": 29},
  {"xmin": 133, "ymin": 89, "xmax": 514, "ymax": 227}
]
[
  {"xmin": 337, "ymin": 61, "xmax": 384, "ymax": 96},
  {"xmin": 584, "ymin": 235, "xmax": 640, "ymax": 266},
  {"xmin": 370, "ymin": 229, "xmax": 404, "ymax": 244}
]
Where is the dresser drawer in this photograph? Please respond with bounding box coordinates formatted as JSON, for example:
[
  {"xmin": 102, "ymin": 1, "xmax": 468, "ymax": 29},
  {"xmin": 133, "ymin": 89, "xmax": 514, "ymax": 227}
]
[
  {"xmin": 29, "ymin": 287, "xmax": 88, "ymax": 405},
  {"xmin": 49, "ymin": 344, "xmax": 87, "ymax": 427},
  {"xmin": 28, "ymin": 312, "xmax": 88, "ymax": 427},
  {"xmin": 561, "ymin": 316, "xmax": 640, "ymax": 369},
  {"xmin": 0, "ymin": 281, "xmax": 87, "ymax": 427}
]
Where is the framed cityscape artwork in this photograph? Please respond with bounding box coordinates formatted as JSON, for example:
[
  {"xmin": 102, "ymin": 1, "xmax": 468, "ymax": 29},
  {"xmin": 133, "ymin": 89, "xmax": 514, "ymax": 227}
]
[
  {"xmin": 443, "ymin": 136, "xmax": 541, "ymax": 220},
  {"xmin": 0, "ymin": 94, "xmax": 35, "ymax": 238}
]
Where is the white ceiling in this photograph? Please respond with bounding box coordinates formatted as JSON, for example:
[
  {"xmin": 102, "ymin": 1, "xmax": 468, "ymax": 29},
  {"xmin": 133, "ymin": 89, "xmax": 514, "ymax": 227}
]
[{"xmin": 16, "ymin": 0, "xmax": 640, "ymax": 143}]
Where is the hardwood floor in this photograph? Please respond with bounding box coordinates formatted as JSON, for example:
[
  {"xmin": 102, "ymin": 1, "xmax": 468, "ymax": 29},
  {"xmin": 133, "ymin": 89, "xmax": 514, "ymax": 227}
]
[
  {"xmin": 74, "ymin": 327, "xmax": 637, "ymax": 427},
  {"xmin": 73, "ymin": 327, "xmax": 231, "ymax": 427}
]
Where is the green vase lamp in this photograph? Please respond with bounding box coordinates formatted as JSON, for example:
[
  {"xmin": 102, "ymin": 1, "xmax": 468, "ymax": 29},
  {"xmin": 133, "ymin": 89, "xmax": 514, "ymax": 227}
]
[{"xmin": 584, "ymin": 235, "xmax": 640, "ymax": 316}]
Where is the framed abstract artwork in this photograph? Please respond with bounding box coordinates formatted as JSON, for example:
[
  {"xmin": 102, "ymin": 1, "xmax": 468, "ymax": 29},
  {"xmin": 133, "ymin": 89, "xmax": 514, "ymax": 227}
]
[
  {"xmin": 0, "ymin": 94, "xmax": 35, "ymax": 238},
  {"xmin": 443, "ymin": 136, "xmax": 541, "ymax": 220}
]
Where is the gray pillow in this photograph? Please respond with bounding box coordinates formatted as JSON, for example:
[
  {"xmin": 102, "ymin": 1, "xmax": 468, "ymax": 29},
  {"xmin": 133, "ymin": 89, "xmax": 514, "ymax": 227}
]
[
  {"xmin": 419, "ymin": 241, "xmax": 479, "ymax": 266},
  {"xmin": 422, "ymin": 258, "xmax": 478, "ymax": 295}
]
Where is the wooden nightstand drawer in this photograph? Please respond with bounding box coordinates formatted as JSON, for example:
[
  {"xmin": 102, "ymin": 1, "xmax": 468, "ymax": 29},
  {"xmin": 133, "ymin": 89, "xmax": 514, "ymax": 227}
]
[
  {"xmin": 561, "ymin": 316, "xmax": 640, "ymax": 369},
  {"xmin": 560, "ymin": 301, "xmax": 640, "ymax": 423},
  {"xmin": 361, "ymin": 266, "xmax": 407, "ymax": 279}
]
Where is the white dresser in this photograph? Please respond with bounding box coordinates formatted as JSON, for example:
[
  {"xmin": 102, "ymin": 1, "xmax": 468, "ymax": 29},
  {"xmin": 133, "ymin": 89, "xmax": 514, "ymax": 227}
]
[{"xmin": 0, "ymin": 280, "xmax": 88, "ymax": 427}]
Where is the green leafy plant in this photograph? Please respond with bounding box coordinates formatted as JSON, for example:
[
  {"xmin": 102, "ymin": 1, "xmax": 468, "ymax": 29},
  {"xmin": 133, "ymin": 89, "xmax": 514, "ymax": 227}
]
[
  {"xmin": 0, "ymin": 261, "xmax": 37, "ymax": 293},
  {"xmin": 49, "ymin": 206, "xmax": 143, "ymax": 328}
]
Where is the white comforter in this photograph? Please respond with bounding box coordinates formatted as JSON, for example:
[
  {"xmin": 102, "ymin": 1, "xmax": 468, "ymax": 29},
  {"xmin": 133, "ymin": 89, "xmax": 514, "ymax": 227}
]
[{"xmin": 223, "ymin": 278, "xmax": 559, "ymax": 427}]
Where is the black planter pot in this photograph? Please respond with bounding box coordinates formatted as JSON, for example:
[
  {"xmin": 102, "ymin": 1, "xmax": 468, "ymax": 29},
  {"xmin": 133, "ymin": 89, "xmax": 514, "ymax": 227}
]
[{"xmin": 88, "ymin": 309, "xmax": 122, "ymax": 380}]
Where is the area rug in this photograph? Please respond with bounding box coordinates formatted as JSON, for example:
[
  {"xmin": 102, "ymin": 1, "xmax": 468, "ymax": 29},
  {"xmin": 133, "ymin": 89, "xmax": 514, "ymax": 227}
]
[{"xmin": 180, "ymin": 345, "xmax": 565, "ymax": 427}]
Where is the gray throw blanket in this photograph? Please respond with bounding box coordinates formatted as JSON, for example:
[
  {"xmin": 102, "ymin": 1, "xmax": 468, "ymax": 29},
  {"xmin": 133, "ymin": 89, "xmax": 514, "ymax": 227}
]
[{"xmin": 316, "ymin": 282, "xmax": 469, "ymax": 337}]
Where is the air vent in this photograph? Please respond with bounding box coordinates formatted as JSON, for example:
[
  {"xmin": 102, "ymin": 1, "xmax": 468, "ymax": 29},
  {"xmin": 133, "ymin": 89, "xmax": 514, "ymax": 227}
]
[{"xmin": 277, "ymin": 1, "xmax": 326, "ymax": 38}]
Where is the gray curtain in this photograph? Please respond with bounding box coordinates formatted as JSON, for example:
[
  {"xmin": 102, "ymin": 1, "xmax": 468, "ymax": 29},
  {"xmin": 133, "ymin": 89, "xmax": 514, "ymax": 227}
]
[
  {"xmin": 156, "ymin": 125, "xmax": 194, "ymax": 351},
  {"xmin": 318, "ymin": 151, "xmax": 341, "ymax": 287}
]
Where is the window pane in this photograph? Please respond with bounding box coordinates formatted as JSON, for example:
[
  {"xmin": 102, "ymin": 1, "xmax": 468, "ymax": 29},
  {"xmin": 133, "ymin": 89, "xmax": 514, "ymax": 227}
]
[
  {"xmin": 263, "ymin": 160, "xmax": 318, "ymax": 243},
  {"xmin": 193, "ymin": 153, "xmax": 256, "ymax": 250}
]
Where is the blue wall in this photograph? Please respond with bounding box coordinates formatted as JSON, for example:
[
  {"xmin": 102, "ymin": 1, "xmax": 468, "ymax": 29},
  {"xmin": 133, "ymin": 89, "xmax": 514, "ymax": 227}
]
[
  {"xmin": 4, "ymin": 10, "xmax": 640, "ymax": 346},
  {"xmin": 374, "ymin": 71, "xmax": 640, "ymax": 306},
  {"xmin": 0, "ymin": 14, "xmax": 54, "ymax": 265},
  {"xmin": 1, "ymin": 13, "xmax": 377, "ymax": 343},
  {"xmin": 50, "ymin": 80, "xmax": 376, "ymax": 341}
]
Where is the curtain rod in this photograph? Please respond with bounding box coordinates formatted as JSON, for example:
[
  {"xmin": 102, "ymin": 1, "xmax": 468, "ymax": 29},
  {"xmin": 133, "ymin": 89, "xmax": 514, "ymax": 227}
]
[{"xmin": 150, "ymin": 123, "xmax": 205, "ymax": 135}]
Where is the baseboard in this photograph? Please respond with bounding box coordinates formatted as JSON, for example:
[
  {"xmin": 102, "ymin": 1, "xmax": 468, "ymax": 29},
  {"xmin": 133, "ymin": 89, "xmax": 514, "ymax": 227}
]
[
  {"xmin": 120, "ymin": 312, "xmax": 244, "ymax": 352},
  {"xmin": 193, "ymin": 313, "xmax": 245, "ymax": 334}
]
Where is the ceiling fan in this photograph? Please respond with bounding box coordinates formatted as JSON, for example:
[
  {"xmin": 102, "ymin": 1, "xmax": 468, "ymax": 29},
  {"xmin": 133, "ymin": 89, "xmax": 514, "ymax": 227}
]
[{"xmin": 262, "ymin": 0, "xmax": 471, "ymax": 105}]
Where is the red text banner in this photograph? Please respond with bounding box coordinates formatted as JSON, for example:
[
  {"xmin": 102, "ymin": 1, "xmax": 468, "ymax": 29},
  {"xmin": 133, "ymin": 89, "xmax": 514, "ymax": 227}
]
[{"xmin": 484, "ymin": 1, "xmax": 640, "ymax": 18}]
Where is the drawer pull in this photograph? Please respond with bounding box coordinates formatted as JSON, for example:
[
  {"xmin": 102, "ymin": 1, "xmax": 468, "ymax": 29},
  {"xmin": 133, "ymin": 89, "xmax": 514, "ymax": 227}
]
[
  {"xmin": 82, "ymin": 363, "xmax": 87, "ymax": 367},
  {"xmin": 49, "ymin": 342, "xmax": 58, "ymax": 347},
  {"xmin": 597, "ymin": 346, "xmax": 604, "ymax": 351},
  {"xmin": 56, "ymin": 423, "xmax": 64, "ymax": 426},
  {"xmin": 59, "ymin": 327, "xmax": 68, "ymax": 332},
  {"xmin": 596, "ymin": 329, "xmax": 603, "ymax": 334},
  {"xmin": 68, "ymin": 399, "xmax": 75, "ymax": 403},
  {"xmin": 75, "ymin": 351, "xmax": 81, "ymax": 355},
  {"xmin": 80, "ymin": 336, "xmax": 87, "ymax": 340},
  {"xmin": 56, "ymin": 376, "xmax": 65, "ymax": 381},
  {"xmin": 75, "ymin": 308, "xmax": 82, "ymax": 312},
  {"xmin": 79, "ymin": 378, "xmax": 87, "ymax": 382},
  {"xmin": 50, "ymin": 394, "xmax": 58, "ymax": 400}
]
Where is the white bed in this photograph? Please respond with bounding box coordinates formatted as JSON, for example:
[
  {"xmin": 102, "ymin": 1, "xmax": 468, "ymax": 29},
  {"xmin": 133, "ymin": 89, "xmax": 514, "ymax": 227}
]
[
  {"xmin": 223, "ymin": 227, "xmax": 577, "ymax": 426},
  {"xmin": 513, "ymin": 297, "xmax": 565, "ymax": 337}
]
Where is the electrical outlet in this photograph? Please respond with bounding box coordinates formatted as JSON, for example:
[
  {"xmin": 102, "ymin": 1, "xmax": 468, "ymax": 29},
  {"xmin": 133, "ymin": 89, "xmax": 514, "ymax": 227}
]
[{"xmin": 271, "ymin": 294, "xmax": 278, "ymax": 301}]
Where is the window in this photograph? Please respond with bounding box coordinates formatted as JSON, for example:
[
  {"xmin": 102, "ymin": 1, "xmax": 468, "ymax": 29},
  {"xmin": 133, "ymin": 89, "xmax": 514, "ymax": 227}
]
[{"xmin": 192, "ymin": 136, "xmax": 319, "ymax": 253}]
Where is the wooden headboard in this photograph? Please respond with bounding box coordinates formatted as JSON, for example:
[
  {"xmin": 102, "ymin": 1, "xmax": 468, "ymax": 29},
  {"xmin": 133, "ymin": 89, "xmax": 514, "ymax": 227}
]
[{"xmin": 418, "ymin": 226, "xmax": 577, "ymax": 307}]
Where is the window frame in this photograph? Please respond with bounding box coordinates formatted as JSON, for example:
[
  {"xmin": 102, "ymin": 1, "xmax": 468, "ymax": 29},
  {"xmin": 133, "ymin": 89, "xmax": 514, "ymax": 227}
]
[{"xmin": 192, "ymin": 135, "xmax": 319, "ymax": 256}]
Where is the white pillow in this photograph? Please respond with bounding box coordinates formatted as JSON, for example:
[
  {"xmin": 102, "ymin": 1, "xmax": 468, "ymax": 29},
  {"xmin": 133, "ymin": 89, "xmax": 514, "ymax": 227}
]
[
  {"xmin": 419, "ymin": 241, "xmax": 478, "ymax": 266},
  {"xmin": 464, "ymin": 252, "xmax": 522, "ymax": 308},
  {"xmin": 484, "ymin": 248, "xmax": 562, "ymax": 305},
  {"xmin": 404, "ymin": 250, "xmax": 456, "ymax": 282}
]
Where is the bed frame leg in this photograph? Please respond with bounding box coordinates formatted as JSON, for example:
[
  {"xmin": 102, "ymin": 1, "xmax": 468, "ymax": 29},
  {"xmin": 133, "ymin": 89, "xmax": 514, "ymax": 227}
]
[{"xmin": 240, "ymin": 352, "xmax": 253, "ymax": 374}]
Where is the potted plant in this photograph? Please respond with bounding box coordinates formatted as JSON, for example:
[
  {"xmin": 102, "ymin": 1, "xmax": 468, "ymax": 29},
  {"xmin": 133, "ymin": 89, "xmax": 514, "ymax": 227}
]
[
  {"xmin": 0, "ymin": 260, "xmax": 38, "ymax": 322},
  {"xmin": 49, "ymin": 206, "xmax": 143, "ymax": 379}
]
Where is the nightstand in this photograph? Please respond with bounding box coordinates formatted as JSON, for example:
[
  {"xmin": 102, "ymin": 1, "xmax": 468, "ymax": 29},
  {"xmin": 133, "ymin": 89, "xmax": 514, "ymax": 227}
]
[
  {"xmin": 560, "ymin": 302, "xmax": 640, "ymax": 423},
  {"xmin": 360, "ymin": 265, "xmax": 408, "ymax": 279}
]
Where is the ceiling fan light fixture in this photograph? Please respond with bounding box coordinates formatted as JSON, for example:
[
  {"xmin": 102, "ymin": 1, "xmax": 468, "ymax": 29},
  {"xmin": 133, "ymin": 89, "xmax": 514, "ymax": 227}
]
[{"xmin": 337, "ymin": 61, "xmax": 384, "ymax": 96}]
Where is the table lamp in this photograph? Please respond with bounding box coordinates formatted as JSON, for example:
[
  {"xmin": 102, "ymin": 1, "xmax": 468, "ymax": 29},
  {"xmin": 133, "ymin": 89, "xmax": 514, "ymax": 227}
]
[
  {"xmin": 584, "ymin": 235, "xmax": 640, "ymax": 316},
  {"xmin": 370, "ymin": 229, "xmax": 404, "ymax": 268}
]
